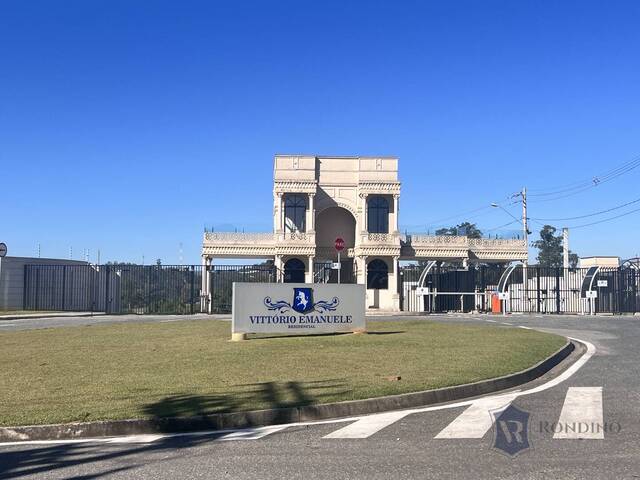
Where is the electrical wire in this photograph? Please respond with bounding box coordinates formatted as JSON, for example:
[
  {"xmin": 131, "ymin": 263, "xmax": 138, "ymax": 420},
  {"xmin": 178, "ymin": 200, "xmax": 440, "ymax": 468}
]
[
  {"xmin": 483, "ymin": 219, "xmax": 520, "ymax": 232},
  {"xmin": 527, "ymin": 153, "xmax": 640, "ymax": 198},
  {"xmin": 531, "ymin": 195, "xmax": 640, "ymax": 221},
  {"xmin": 568, "ymin": 205, "xmax": 640, "ymax": 229}
]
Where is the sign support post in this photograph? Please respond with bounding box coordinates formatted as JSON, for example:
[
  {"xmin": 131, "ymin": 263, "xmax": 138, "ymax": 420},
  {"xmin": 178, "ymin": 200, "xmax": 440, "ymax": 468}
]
[
  {"xmin": 0, "ymin": 243, "xmax": 7, "ymax": 294},
  {"xmin": 334, "ymin": 237, "xmax": 345, "ymax": 285}
]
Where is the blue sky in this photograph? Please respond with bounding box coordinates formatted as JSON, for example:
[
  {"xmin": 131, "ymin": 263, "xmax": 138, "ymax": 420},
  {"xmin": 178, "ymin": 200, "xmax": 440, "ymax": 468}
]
[{"xmin": 1, "ymin": 0, "xmax": 640, "ymax": 264}]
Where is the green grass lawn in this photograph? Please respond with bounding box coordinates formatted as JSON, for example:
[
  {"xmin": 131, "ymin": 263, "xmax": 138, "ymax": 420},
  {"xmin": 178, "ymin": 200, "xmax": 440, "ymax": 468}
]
[{"xmin": 0, "ymin": 320, "xmax": 565, "ymax": 426}]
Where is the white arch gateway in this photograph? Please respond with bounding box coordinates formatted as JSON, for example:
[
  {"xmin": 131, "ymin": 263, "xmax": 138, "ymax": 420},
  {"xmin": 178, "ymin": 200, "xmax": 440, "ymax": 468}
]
[{"xmin": 202, "ymin": 155, "xmax": 528, "ymax": 311}]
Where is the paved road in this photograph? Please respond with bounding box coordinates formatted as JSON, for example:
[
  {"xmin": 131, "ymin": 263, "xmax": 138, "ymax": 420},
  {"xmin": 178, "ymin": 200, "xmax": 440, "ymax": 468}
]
[
  {"xmin": 0, "ymin": 314, "xmax": 638, "ymax": 479},
  {"xmin": 0, "ymin": 313, "xmax": 228, "ymax": 331}
]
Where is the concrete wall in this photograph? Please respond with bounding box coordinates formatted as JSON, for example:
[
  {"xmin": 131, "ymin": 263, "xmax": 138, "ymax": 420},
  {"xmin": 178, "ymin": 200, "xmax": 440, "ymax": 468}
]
[{"xmin": 0, "ymin": 257, "xmax": 88, "ymax": 310}]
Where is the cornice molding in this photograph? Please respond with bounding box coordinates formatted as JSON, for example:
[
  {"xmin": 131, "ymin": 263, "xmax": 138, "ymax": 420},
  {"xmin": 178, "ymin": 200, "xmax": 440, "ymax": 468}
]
[
  {"xmin": 274, "ymin": 180, "xmax": 318, "ymax": 194},
  {"xmin": 358, "ymin": 181, "xmax": 401, "ymax": 195}
]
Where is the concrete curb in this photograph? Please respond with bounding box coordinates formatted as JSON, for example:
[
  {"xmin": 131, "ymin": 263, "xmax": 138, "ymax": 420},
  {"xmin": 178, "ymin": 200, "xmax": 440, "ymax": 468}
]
[
  {"xmin": 0, "ymin": 339, "xmax": 579, "ymax": 442},
  {"xmin": 0, "ymin": 312, "xmax": 105, "ymax": 321}
]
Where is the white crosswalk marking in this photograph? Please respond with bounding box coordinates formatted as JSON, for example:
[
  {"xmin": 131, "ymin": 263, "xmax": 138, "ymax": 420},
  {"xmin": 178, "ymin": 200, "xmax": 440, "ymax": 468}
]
[
  {"xmin": 323, "ymin": 411, "xmax": 412, "ymax": 439},
  {"xmin": 216, "ymin": 425, "xmax": 290, "ymax": 441},
  {"xmin": 553, "ymin": 387, "xmax": 604, "ymax": 439},
  {"xmin": 434, "ymin": 394, "xmax": 517, "ymax": 439}
]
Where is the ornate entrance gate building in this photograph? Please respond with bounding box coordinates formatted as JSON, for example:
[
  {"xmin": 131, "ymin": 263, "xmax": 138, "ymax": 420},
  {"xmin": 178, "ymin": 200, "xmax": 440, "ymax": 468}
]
[{"xmin": 202, "ymin": 155, "xmax": 528, "ymax": 311}]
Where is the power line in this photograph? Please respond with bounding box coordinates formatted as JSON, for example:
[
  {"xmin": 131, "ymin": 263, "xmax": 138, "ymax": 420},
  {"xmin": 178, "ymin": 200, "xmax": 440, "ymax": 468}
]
[
  {"xmin": 423, "ymin": 205, "xmax": 493, "ymax": 226},
  {"xmin": 483, "ymin": 219, "xmax": 520, "ymax": 232},
  {"xmin": 531, "ymin": 195, "xmax": 640, "ymax": 221},
  {"xmin": 568, "ymin": 205, "xmax": 640, "ymax": 229},
  {"xmin": 528, "ymin": 153, "xmax": 640, "ymax": 198}
]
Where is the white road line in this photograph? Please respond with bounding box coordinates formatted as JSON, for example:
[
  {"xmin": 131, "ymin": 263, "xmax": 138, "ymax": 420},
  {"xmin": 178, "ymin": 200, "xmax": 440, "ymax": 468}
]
[
  {"xmin": 217, "ymin": 425, "xmax": 290, "ymax": 441},
  {"xmin": 519, "ymin": 326, "xmax": 532, "ymax": 330},
  {"xmin": 434, "ymin": 394, "xmax": 517, "ymax": 439},
  {"xmin": 324, "ymin": 411, "xmax": 411, "ymax": 439},
  {"xmin": 553, "ymin": 387, "xmax": 604, "ymax": 439},
  {"xmin": 0, "ymin": 337, "xmax": 596, "ymax": 447},
  {"xmin": 0, "ymin": 425, "xmax": 291, "ymax": 446},
  {"xmin": 485, "ymin": 319, "xmax": 498, "ymax": 323}
]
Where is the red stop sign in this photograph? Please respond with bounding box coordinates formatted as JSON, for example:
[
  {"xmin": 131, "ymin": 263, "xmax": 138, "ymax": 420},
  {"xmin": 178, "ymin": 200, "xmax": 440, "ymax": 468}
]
[{"xmin": 334, "ymin": 237, "xmax": 345, "ymax": 251}]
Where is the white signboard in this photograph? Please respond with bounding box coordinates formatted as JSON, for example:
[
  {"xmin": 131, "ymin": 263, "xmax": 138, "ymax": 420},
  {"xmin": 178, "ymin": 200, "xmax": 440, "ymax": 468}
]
[
  {"xmin": 232, "ymin": 283, "xmax": 366, "ymax": 335},
  {"xmin": 597, "ymin": 280, "xmax": 608, "ymax": 288},
  {"xmin": 416, "ymin": 287, "xmax": 429, "ymax": 295},
  {"xmin": 498, "ymin": 292, "xmax": 509, "ymax": 300},
  {"xmin": 586, "ymin": 290, "xmax": 598, "ymax": 299},
  {"xmin": 331, "ymin": 262, "xmax": 341, "ymax": 270}
]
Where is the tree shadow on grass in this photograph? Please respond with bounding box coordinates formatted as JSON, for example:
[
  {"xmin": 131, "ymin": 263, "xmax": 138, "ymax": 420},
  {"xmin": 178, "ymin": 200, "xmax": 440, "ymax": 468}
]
[
  {"xmin": 0, "ymin": 380, "xmax": 352, "ymax": 478},
  {"xmin": 142, "ymin": 378, "xmax": 351, "ymax": 420}
]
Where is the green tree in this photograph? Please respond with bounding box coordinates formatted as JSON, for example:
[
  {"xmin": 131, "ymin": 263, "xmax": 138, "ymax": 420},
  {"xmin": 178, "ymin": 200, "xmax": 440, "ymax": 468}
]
[
  {"xmin": 435, "ymin": 222, "xmax": 482, "ymax": 239},
  {"xmin": 532, "ymin": 225, "xmax": 579, "ymax": 267}
]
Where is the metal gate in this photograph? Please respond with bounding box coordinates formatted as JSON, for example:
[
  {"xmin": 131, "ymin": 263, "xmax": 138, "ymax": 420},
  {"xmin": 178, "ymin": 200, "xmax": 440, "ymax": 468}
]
[
  {"xmin": 209, "ymin": 264, "xmax": 278, "ymax": 313},
  {"xmin": 400, "ymin": 264, "xmax": 506, "ymax": 313},
  {"xmin": 313, "ymin": 261, "xmax": 357, "ymax": 284}
]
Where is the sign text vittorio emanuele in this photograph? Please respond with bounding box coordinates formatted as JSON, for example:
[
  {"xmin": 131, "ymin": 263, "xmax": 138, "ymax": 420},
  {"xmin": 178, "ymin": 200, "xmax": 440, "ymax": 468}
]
[{"xmin": 232, "ymin": 283, "xmax": 366, "ymax": 335}]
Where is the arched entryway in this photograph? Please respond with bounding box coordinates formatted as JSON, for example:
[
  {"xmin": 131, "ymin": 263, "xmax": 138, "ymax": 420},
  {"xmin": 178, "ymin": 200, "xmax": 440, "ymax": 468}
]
[
  {"xmin": 283, "ymin": 258, "xmax": 306, "ymax": 283},
  {"xmin": 315, "ymin": 206, "xmax": 356, "ymax": 259},
  {"xmin": 315, "ymin": 206, "xmax": 357, "ymax": 282}
]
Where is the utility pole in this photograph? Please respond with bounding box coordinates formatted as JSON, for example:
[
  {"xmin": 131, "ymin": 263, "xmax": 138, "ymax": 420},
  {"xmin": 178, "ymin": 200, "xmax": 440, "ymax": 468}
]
[
  {"xmin": 521, "ymin": 186, "xmax": 529, "ymax": 266},
  {"xmin": 521, "ymin": 187, "xmax": 529, "ymax": 303},
  {"xmin": 562, "ymin": 228, "xmax": 569, "ymax": 268}
]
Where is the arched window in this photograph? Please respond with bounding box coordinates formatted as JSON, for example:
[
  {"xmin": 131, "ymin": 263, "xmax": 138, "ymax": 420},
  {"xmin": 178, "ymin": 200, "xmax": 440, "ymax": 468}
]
[
  {"xmin": 367, "ymin": 196, "xmax": 389, "ymax": 233},
  {"xmin": 367, "ymin": 259, "xmax": 388, "ymax": 290},
  {"xmin": 284, "ymin": 258, "xmax": 306, "ymax": 283},
  {"xmin": 284, "ymin": 194, "xmax": 307, "ymax": 232}
]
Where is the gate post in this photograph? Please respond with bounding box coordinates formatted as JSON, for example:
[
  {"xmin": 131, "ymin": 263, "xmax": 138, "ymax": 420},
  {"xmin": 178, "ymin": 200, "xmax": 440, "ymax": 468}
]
[
  {"xmin": 190, "ymin": 265, "xmax": 195, "ymax": 315},
  {"xmin": 555, "ymin": 268, "xmax": 561, "ymax": 314},
  {"xmin": 104, "ymin": 265, "xmax": 111, "ymax": 314},
  {"xmin": 61, "ymin": 265, "xmax": 67, "ymax": 311},
  {"xmin": 536, "ymin": 267, "xmax": 541, "ymax": 313}
]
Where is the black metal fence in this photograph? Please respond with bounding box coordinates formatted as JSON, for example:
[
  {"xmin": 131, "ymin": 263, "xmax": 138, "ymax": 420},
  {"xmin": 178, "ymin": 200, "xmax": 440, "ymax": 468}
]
[
  {"xmin": 399, "ymin": 265, "xmax": 640, "ymax": 315},
  {"xmin": 24, "ymin": 264, "xmax": 204, "ymax": 314},
  {"xmin": 23, "ymin": 263, "xmax": 640, "ymax": 315}
]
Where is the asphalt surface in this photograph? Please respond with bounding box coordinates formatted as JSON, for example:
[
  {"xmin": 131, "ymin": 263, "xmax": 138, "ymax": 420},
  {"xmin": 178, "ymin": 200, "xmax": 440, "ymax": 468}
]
[{"xmin": 0, "ymin": 313, "xmax": 638, "ymax": 479}]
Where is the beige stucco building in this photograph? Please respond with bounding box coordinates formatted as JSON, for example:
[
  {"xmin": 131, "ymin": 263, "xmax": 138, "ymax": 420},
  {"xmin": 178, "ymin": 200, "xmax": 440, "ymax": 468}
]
[{"xmin": 202, "ymin": 155, "xmax": 527, "ymax": 311}]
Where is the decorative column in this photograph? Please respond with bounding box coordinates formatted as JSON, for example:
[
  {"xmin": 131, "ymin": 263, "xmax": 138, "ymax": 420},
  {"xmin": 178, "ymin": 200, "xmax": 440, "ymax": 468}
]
[
  {"xmin": 307, "ymin": 193, "xmax": 315, "ymax": 232},
  {"xmin": 392, "ymin": 194, "xmax": 400, "ymax": 234},
  {"xmin": 274, "ymin": 255, "xmax": 283, "ymax": 282},
  {"xmin": 206, "ymin": 257, "xmax": 213, "ymax": 314},
  {"xmin": 201, "ymin": 255, "xmax": 208, "ymax": 311},
  {"xmin": 356, "ymin": 256, "xmax": 367, "ymax": 285},
  {"xmin": 360, "ymin": 193, "xmax": 368, "ymax": 233},
  {"xmin": 275, "ymin": 192, "xmax": 283, "ymax": 234},
  {"xmin": 306, "ymin": 255, "xmax": 314, "ymax": 283},
  {"xmin": 390, "ymin": 255, "xmax": 400, "ymax": 310}
]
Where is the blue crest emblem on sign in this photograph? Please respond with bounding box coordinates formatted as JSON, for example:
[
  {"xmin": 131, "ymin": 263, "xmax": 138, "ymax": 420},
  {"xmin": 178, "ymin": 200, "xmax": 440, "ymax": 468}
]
[
  {"xmin": 264, "ymin": 288, "xmax": 339, "ymax": 313},
  {"xmin": 491, "ymin": 404, "xmax": 531, "ymax": 458},
  {"xmin": 292, "ymin": 288, "xmax": 314, "ymax": 313}
]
